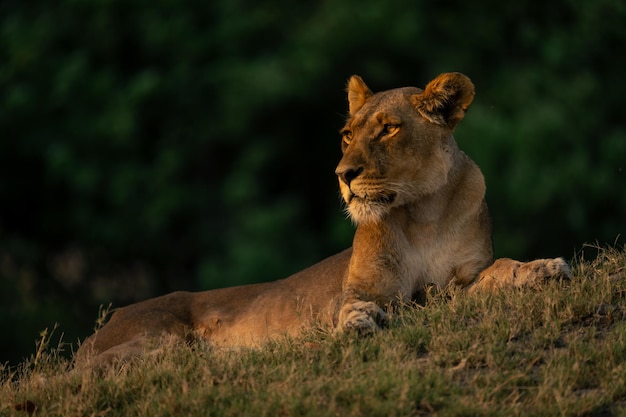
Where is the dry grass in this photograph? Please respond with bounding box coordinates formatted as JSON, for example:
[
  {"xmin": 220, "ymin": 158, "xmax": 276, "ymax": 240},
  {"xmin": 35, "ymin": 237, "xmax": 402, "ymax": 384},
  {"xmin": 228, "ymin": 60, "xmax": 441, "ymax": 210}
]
[{"xmin": 2, "ymin": 246, "xmax": 626, "ymax": 416}]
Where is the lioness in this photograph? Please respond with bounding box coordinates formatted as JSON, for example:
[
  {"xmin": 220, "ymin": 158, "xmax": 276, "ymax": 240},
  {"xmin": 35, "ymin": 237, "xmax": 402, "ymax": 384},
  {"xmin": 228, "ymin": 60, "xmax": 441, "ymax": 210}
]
[{"xmin": 76, "ymin": 72, "xmax": 570, "ymax": 366}]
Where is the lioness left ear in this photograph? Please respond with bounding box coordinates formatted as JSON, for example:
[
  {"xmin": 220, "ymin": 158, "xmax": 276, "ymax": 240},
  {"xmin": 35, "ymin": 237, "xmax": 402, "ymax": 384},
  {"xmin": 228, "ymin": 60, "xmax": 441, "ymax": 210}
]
[
  {"xmin": 347, "ymin": 75, "xmax": 373, "ymax": 116},
  {"xmin": 412, "ymin": 72, "xmax": 475, "ymax": 130}
]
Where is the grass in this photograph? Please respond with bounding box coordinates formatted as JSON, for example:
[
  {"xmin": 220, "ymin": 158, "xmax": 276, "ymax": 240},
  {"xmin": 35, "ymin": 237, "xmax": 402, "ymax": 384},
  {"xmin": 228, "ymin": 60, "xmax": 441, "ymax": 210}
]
[{"xmin": 2, "ymin": 246, "xmax": 626, "ymax": 417}]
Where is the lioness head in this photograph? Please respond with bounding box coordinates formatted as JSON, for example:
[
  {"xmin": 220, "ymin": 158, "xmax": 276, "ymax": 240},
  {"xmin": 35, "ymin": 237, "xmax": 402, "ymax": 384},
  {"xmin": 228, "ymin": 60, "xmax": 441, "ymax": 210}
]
[{"xmin": 335, "ymin": 72, "xmax": 475, "ymax": 223}]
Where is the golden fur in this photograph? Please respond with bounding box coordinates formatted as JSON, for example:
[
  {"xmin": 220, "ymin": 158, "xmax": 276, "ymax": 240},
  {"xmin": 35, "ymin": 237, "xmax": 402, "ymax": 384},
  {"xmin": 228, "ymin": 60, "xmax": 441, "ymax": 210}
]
[{"xmin": 76, "ymin": 73, "xmax": 570, "ymax": 367}]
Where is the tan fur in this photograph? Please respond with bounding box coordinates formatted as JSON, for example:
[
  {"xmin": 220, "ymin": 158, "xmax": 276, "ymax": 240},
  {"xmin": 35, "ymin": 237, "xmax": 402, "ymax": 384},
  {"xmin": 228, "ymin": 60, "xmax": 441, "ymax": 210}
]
[{"xmin": 76, "ymin": 73, "xmax": 570, "ymax": 367}]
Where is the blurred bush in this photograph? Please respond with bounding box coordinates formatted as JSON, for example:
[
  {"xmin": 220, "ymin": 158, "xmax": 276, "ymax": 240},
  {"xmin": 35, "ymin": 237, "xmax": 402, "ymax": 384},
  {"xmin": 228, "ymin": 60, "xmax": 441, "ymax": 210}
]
[{"xmin": 1, "ymin": 0, "xmax": 624, "ymax": 364}]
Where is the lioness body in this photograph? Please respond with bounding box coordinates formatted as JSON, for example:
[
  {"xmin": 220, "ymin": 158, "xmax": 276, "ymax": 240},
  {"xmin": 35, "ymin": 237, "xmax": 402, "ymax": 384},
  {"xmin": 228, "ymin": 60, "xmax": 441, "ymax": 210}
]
[
  {"xmin": 77, "ymin": 73, "xmax": 569, "ymax": 366},
  {"xmin": 81, "ymin": 250, "xmax": 350, "ymax": 363}
]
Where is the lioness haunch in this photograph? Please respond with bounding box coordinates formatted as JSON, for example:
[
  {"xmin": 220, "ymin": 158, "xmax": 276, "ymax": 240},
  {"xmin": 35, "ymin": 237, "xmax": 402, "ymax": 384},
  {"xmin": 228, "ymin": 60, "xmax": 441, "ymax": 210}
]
[{"xmin": 76, "ymin": 72, "xmax": 570, "ymax": 367}]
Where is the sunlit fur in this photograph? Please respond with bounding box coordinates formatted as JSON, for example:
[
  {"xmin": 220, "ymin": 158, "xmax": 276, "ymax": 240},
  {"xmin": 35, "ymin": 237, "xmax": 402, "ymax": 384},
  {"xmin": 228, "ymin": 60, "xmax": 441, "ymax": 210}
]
[{"xmin": 76, "ymin": 73, "xmax": 571, "ymax": 369}]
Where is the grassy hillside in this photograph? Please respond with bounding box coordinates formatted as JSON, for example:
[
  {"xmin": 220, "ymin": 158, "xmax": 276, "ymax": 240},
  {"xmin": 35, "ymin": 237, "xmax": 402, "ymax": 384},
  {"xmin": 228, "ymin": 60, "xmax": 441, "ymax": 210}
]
[{"xmin": 2, "ymin": 247, "xmax": 625, "ymax": 417}]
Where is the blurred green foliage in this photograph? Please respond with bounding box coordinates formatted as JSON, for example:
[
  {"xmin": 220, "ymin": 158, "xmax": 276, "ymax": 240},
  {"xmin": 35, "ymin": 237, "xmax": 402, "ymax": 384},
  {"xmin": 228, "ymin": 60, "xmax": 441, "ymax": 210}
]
[{"xmin": 1, "ymin": 0, "xmax": 624, "ymax": 365}]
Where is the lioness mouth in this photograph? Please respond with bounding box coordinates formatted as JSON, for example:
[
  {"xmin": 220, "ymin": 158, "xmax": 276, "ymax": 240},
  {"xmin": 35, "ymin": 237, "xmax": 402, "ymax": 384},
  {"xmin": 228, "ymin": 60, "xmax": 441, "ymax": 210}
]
[{"xmin": 349, "ymin": 192, "xmax": 396, "ymax": 205}]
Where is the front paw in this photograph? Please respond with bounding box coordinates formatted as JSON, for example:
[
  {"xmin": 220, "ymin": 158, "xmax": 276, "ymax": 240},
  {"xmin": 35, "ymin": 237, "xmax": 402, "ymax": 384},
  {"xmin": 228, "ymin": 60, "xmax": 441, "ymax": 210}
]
[
  {"xmin": 517, "ymin": 257, "xmax": 572, "ymax": 286},
  {"xmin": 338, "ymin": 301, "xmax": 388, "ymax": 335}
]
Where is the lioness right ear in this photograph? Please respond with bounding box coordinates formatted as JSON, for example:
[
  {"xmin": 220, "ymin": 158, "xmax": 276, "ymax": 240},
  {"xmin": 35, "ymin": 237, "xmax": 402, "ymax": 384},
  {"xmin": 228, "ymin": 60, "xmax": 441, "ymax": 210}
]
[
  {"xmin": 412, "ymin": 72, "xmax": 475, "ymax": 130},
  {"xmin": 347, "ymin": 75, "xmax": 373, "ymax": 116}
]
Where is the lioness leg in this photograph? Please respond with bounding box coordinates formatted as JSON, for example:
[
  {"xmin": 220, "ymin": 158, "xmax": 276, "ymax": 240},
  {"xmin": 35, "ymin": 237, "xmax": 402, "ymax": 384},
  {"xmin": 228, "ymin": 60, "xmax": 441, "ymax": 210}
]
[
  {"xmin": 75, "ymin": 291, "xmax": 193, "ymax": 368},
  {"xmin": 76, "ymin": 336, "xmax": 152, "ymax": 369},
  {"xmin": 468, "ymin": 257, "xmax": 571, "ymax": 293}
]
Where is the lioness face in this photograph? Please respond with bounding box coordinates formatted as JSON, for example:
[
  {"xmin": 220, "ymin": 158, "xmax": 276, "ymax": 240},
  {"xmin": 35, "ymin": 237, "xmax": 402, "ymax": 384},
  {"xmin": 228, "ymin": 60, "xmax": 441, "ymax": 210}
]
[{"xmin": 336, "ymin": 74, "xmax": 474, "ymax": 224}]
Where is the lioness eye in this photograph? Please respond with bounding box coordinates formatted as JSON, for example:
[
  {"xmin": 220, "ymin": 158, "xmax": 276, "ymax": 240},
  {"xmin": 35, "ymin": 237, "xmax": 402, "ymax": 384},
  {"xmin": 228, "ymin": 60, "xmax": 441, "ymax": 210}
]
[
  {"xmin": 383, "ymin": 124, "xmax": 399, "ymax": 135},
  {"xmin": 342, "ymin": 130, "xmax": 353, "ymax": 145}
]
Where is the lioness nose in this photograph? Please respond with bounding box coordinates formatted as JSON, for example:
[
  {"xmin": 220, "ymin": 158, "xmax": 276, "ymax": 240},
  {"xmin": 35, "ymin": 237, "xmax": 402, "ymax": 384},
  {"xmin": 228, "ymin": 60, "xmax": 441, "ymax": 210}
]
[{"xmin": 336, "ymin": 166, "xmax": 363, "ymax": 186}]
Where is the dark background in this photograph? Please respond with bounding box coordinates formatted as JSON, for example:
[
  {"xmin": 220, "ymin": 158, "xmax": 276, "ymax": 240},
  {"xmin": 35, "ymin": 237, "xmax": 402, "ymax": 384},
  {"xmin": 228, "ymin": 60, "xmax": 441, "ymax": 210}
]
[{"xmin": 1, "ymin": 0, "xmax": 624, "ymax": 366}]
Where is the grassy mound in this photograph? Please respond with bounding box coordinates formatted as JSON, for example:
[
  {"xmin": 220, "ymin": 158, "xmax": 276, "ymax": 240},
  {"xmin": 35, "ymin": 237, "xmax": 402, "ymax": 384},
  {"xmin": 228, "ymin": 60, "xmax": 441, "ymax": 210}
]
[{"xmin": 2, "ymin": 247, "xmax": 625, "ymax": 416}]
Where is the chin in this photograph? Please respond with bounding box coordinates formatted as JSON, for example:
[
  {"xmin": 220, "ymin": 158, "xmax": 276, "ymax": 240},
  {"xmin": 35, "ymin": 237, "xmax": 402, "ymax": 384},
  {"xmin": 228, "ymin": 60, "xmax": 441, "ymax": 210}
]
[{"xmin": 347, "ymin": 200, "xmax": 391, "ymax": 224}]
